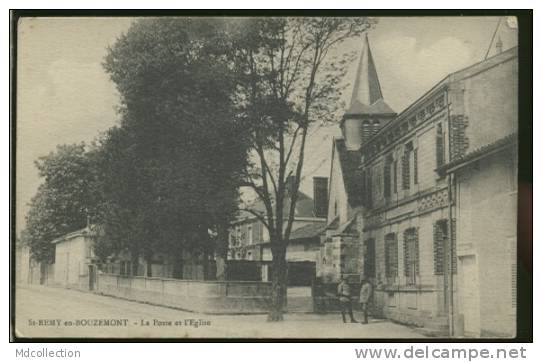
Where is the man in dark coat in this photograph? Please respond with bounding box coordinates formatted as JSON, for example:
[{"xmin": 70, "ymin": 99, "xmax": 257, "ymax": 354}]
[{"xmin": 337, "ymin": 274, "xmax": 357, "ymax": 323}]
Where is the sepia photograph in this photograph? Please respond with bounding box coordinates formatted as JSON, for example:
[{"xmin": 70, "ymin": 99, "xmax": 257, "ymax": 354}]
[{"xmin": 11, "ymin": 12, "xmax": 529, "ymax": 340}]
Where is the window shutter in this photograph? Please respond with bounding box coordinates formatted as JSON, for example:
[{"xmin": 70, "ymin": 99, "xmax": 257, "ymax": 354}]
[
  {"xmin": 384, "ymin": 161, "xmax": 392, "ymax": 198},
  {"xmin": 253, "ymin": 222, "xmax": 260, "ymax": 243},
  {"xmin": 451, "ymin": 219, "xmax": 457, "ymax": 274},
  {"xmin": 433, "ymin": 220, "xmax": 456, "ymax": 275},
  {"xmin": 433, "ymin": 222, "xmax": 445, "ymax": 275},
  {"xmin": 436, "ymin": 124, "xmax": 445, "ymax": 168},
  {"xmin": 385, "ymin": 236, "xmax": 391, "ymax": 277},
  {"xmin": 403, "ymin": 232, "xmax": 410, "ymax": 277},
  {"xmin": 364, "ymin": 239, "xmax": 376, "ymax": 278},
  {"xmin": 362, "ymin": 121, "xmax": 372, "ymax": 143},
  {"xmin": 404, "ymin": 228, "xmax": 419, "ymax": 281},
  {"xmin": 414, "ymin": 228, "xmax": 420, "ymax": 276},
  {"xmin": 385, "ymin": 234, "xmax": 398, "ymax": 278},
  {"xmin": 402, "ymin": 151, "xmax": 410, "ymax": 190},
  {"xmin": 393, "ymin": 161, "xmax": 398, "ymax": 193},
  {"xmin": 414, "ymin": 148, "xmax": 418, "ymax": 184}
]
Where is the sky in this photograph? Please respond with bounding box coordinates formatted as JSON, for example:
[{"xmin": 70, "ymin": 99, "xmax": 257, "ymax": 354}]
[{"xmin": 15, "ymin": 16, "xmax": 518, "ymax": 232}]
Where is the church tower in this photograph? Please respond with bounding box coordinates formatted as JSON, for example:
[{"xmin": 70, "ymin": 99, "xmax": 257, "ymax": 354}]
[{"xmin": 341, "ymin": 34, "xmax": 396, "ymax": 151}]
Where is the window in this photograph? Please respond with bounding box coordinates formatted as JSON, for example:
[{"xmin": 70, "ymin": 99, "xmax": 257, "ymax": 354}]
[
  {"xmin": 313, "ymin": 177, "xmax": 329, "ymax": 218},
  {"xmin": 436, "ymin": 123, "xmax": 445, "ymax": 168},
  {"xmin": 403, "ymin": 228, "xmax": 419, "ymax": 285},
  {"xmin": 414, "ymin": 148, "xmax": 418, "ymax": 184},
  {"xmin": 247, "ymin": 225, "xmax": 253, "ymax": 245},
  {"xmin": 255, "ymin": 222, "xmax": 263, "ymax": 243},
  {"xmin": 384, "ymin": 155, "xmax": 392, "ymax": 198},
  {"xmin": 236, "ymin": 225, "xmax": 241, "ymax": 244},
  {"xmin": 363, "ymin": 238, "xmax": 376, "ymax": 278},
  {"xmin": 86, "ymin": 243, "xmax": 93, "ymax": 258},
  {"xmin": 385, "ymin": 233, "xmax": 398, "ymax": 283},
  {"xmin": 362, "ymin": 120, "xmax": 372, "ymax": 143},
  {"xmin": 372, "ymin": 120, "xmax": 381, "ymax": 137},
  {"xmin": 402, "ymin": 142, "xmax": 413, "ymax": 190},
  {"xmin": 433, "ymin": 220, "xmax": 457, "ymax": 275},
  {"xmin": 262, "ymin": 225, "xmax": 270, "ymax": 242},
  {"xmin": 393, "ymin": 160, "xmax": 398, "ymax": 194}
]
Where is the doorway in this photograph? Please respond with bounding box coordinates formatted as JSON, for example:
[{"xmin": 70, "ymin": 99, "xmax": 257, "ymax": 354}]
[{"xmin": 459, "ymin": 255, "xmax": 480, "ymax": 337}]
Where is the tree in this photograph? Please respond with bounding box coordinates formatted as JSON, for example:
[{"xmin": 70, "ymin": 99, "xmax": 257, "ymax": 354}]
[
  {"xmin": 24, "ymin": 143, "xmax": 99, "ymax": 263},
  {"xmin": 231, "ymin": 17, "xmax": 375, "ymax": 321},
  {"xmin": 98, "ymin": 18, "xmax": 250, "ymax": 277}
]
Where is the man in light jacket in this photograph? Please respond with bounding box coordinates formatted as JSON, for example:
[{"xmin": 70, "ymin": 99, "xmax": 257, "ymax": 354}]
[{"xmin": 359, "ymin": 279, "xmax": 373, "ymax": 324}]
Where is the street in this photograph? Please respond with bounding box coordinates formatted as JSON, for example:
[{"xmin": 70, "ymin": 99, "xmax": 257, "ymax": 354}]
[{"xmin": 15, "ymin": 285, "xmax": 426, "ymax": 339}]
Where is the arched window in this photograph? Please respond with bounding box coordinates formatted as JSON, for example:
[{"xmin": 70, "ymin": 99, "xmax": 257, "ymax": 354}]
[
  {"xmin": 362, "ymin": 120, "xmax": 372, "ymax": 143},
  {"xmin": 372, "ymin": 120, "xmax": 381, "ymax": 137}
]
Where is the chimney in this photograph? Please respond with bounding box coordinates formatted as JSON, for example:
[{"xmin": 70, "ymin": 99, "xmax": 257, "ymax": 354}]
[
  {"xmin": 285, "ymin": 175, "xmax": 296, "ymax": 195},
  {"xmin": 313, "ymin": 177, "xmax": 329, "ymax": 218}
]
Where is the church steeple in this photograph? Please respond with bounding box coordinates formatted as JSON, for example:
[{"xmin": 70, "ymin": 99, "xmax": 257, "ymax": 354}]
[
  {"xmin": 342, "ymin": 34, "xmax": 395, "ymax": 151},
  {"xmin": 346, "ymin": 33, "xmax": 394, "ymax": 117}
]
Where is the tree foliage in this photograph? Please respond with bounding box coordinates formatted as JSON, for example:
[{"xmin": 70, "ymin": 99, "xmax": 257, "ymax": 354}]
[
  {"xmin": 24, "ymin": 143, "xmax": 100, "ymax": 262},
  {"xmin": 97, "ymin": 18, "xmax": 251, "ymax": 276}
]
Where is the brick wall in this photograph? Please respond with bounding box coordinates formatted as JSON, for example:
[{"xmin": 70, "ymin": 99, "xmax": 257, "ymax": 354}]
[{"xmin": 452, "ymin": 52, "xmax": 518, "ymax": 152}]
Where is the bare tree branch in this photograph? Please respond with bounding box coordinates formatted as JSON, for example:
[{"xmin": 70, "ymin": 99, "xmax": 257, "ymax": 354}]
[
  {"xmin": 283, "ymin": 125, "xmax": 302, "ymax": 169},
  {"xmin": 239, "ymin": 208, "xmax": 270, "ymax": 230}
]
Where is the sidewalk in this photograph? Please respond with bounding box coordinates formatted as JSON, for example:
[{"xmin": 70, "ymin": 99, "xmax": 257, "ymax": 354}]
[{"xmin": 15, "ymin": 284, "xmax": 427, "ymax": 339}]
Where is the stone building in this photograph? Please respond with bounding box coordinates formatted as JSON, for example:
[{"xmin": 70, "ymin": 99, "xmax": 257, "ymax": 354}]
[
  {"xmin": 320, "ymin": 33, "xmax": 517, "ymax": 337},
  {"xmin": 228, "ymin": 176, "xmax": 327, "ymax": 285},
  {"xmin": 52, "ymin": 226, "xmax": 98, "ymax": 289}
]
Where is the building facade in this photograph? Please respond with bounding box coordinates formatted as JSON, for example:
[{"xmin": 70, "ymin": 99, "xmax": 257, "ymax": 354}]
[
  {"xmin": 320, "ymin": 33, "xmax": 518, "ymax": 337},
  {"xmin": 52, "ymin": 227, "xmax": 98, "ymax": 289},
  {"xmin": 228, "ymin": 177, "xmax": 327, "ymax": 284}
]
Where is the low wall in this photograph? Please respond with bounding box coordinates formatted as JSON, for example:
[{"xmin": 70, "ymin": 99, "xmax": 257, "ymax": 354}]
[{"xmin": 96, "ymin": 273, "xmax": 273, "ymax": 314}]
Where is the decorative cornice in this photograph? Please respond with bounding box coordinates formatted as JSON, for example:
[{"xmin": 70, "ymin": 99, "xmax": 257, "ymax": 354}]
[
  {"xmin": 360, "ymin": 91, "xmax": 448, "ymax": 163},
  {"xmin": 362, "ymin": 187, "xmax": 449, "ymax": 231}
]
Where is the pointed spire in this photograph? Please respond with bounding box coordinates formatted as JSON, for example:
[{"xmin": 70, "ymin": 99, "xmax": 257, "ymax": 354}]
[{"xmin": 345, "ymin": 34, "xmax": 394, "ymax": 116}]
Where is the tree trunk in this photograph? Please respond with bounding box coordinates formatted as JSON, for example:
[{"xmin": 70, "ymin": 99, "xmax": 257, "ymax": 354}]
[
  {"xmin": 215, "ymin": 224, "xmax": 229, "ymax": 281},
  {"xmin": 215, "ymin": 255, "xmax": 227, "ymax": 281},
  {"xmin": 267, "ymin": 246, "xmax": 288, "ymax": 322}
]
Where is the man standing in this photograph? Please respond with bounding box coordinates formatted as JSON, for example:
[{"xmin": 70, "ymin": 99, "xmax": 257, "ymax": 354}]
[
  {"xmin": 337, "ymin": 275, "xmax": 357, "ymax": 323},
  {"xmin": 359, "ymin": 279, "xmax": 373, "ymax": 324}
]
